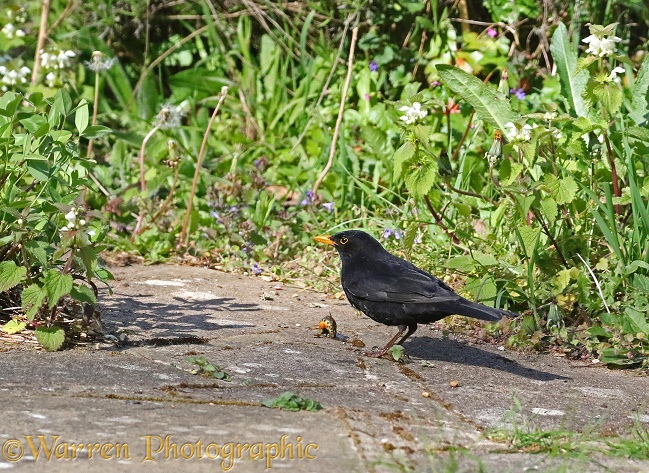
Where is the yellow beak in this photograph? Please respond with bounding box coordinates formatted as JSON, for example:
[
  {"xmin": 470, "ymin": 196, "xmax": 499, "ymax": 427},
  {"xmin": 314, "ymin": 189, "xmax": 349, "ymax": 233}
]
[{"xmin": 314, "ymin": 235, "xmax": 336, "ymax": 246}]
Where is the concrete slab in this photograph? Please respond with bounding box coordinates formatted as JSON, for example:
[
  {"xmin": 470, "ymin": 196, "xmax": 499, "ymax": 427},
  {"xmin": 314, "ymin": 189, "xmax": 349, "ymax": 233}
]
[{"xmin": 1, "ymin": 263, "xmax": 648, "ymax": 472}]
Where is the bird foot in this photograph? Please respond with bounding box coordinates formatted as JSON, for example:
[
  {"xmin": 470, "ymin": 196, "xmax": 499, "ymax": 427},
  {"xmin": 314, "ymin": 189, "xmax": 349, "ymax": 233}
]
[{"xmin": 361, "ymin": 349, "xmax": 388, "ymax": 358}]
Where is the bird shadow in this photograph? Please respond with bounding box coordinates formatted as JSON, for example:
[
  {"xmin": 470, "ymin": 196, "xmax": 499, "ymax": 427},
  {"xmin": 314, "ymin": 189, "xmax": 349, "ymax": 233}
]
[{"xmin": 405, "ymin": 336, "xmax": 569, "ymax": 382}]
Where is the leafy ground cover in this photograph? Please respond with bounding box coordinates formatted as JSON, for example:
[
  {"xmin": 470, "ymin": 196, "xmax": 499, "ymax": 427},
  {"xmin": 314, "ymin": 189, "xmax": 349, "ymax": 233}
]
[{"xmin": 0, "ymin": 1, "xmax": 648, "ymax": 369}]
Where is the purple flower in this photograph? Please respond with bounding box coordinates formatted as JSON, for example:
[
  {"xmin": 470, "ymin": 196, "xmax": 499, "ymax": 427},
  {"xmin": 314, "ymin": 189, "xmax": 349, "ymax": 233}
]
[
  {"xmin": 322, "ymin": 202, "xmax": 334, "ymax": 212},
  {"xmin": 251, "ymin": 263, "xmax": 262, "ymax": 275},
  {"xmin": 431, "ymin": 80, "xmax": 441, "ymax": 87},
  {"xmin": 382, "ymin": 228, "xmax": 403, "ymax": 240},
  {"xmin": 510, "ymin": 87, "xmax": 526, "ymax": 100},
  {"xmin": 209, "ymin": 210, "xmax": 219, "ymax": 219},
  {"xmin": 487, "ymin": 28, "xmax": 497, "ymax": 38},
  {"xmin": 364, "ymin": 93, "xmax": 370, "ymax": 101},
  {"xmin": 369, "ymin": 60, "xmax": 378, "ymax": 72},
  {"xmin": 300, "ymin": 190, "xmax": 314, "ymax": 206}
]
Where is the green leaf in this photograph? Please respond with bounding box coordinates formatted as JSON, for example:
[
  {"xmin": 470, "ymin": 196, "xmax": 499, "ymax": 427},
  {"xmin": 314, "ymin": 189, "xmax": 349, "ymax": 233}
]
[
  {"xmin": 389, "ymin": 345, "xmax": 405, "ymax": 361},
  {"xmin": 82, "ymin": 125, "xmax": 112, "ymax": 139},
  {"xmin": 23, "ymin": 240, "xmax": 49, "ymax": 267},
  {"xmin": 26, "ymin": 159, "xmax": 51, "ymax": 181},
  {"xmin": 35, "ymin": 326, "xmax": 65, "ymax": 352},
  {"xmin": 436, "ymin": 64, "xmax": 520, "ymax": 132},
  {"xmin": 517, "ymin": 225, "xmax": 541, "ymax": 259},
  {"xmin": 43, "ymin": 270, "xmax": 73, "ymax": 309},
  {"xmin": 2, "ymin": 319, "xmax": 26, "ymax": 334},
  {"xmin": 625, "ymin": 307, "xmax": 649, "ymax": 334},
  {"xmin": 545, "ymin": 175, "xmax": 578, "ymax": 204},
  {"xmin": 70, "ymin": 285, "xmax": 97, "ymax": 304},
  {"xmin": 540, "ymin": 197, "xmax": 558, "ymax": 224},
  {"xmin": 403, "ymin": 156, "xmax": 438, "ymax": 199},
  {"xmin": 22, "ymin": 284, "xmax": 46, "ymax": 321},
  {"xmin": 471, "ymin": 252, "xmax": 499, "ymax": 267},
  {"xmin": 75, "ymin": 101, "xmax": 89, "ymax": 134},
  {"xmin": 393, "ymin": 141, "xmax": 416, "ymax": 179},
  {"xmin": 587, "ymin": 82, "xmax": 622, "ymax": 115},
  {"xmin": 550, "ymin": 23, "xmax": 588, "ymax": 117},
  {"xmin": 0, "ymin": 261, "xmax": 27, "ymax": 292},
  {"xmin": 629, "ymin": 55, "xmax": 649, "ymax": 125},
  {"xmin": 445, "ymin": 255, "xmax": 476, "ymax": 272},
  {"xmin": 262, "ymin": 392, "xmax": 323, "ymax": 412}
]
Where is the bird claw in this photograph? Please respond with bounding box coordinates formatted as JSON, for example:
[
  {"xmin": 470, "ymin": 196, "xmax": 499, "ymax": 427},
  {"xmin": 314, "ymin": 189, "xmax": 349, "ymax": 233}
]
[{"xmin": 362, "ymin": 349, "xmax": 388, "ymax": 358}]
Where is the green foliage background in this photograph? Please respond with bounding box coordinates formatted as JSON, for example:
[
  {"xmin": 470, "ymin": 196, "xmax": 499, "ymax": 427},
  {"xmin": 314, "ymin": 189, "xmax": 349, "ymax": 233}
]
[{"xmin": 0, "ymin": 0, "xmax": 648, "ymax": 364}]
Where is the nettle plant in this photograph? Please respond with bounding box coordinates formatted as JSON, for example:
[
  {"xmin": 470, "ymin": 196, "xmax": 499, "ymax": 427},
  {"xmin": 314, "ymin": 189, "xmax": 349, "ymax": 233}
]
[
  {"xmin": 394, "ymin": 23, "xmax": 649, "ymax": 367},
  {"xmin": 0, "ymin": 89, "xmax": 111, "ymax": 351}
]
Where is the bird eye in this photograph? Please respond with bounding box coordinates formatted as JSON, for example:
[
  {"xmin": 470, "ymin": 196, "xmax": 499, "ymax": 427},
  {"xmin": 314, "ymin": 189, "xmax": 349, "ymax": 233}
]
[{"xmin": 340, "ymin": 237, "xmax": 348, "ymax": 245}]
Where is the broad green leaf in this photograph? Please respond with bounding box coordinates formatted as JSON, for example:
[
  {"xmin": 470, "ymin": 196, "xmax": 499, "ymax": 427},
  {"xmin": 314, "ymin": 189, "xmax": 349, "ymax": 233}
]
[
  {"xmin": 43, "ymin": 270, "xmax": 73, "ymax": 309},
  {"xmin": 75, "ymin": 101, "xmax": 89, "ymax": 134},
  {"xmin": 629, "ymin": 55, "xmax": 649, "ymax": 125},
  {"xmin": 2, "ymin": 319, "xmax": 26, "ymax": 334},
  {"xmin": 26, "ymin": 160, "xmax": 51, "ymax": 181},
  {"xmin": 550, "ymin": 23, "xmax": 588, "ymax": 117},
  {"xmin": 24, "ymin": 240, "xmax": 49, "ymax": 267},
  {"xmin": 393, "ymin": 141, "xmax": 416, "ymax": 179},
  {"xmin": 625, "ymin": 307, "xmax": 649, "ymax": 334},
  {"xmin": 541, "ymin": 197, "xmax": 558, "ymax": 224},
  {"xmin": 70, "ymin": 285, "xmax": 97, "ymax": 304},
  {"xmin": 465, "ymin": 275, "xmax": 498, "ymax": 303},
  {"xmin": 471, "ymin": 252, "xmax": 499, "ymax": 267},
  {"xmin": 21, "ymin": 284, "xmax": 45, "ymax": 321},
  {"xmin": 35, "ymin": 326, "xmax": 66, "ymax": 352},
  {"xmin": 404, "ymin": 157, "xmax": 438, "ymax": 199},
  {"xmin": 627, "ymin": 126, "xmax": 649, "ymax": 143},
  {"xmin": 545, "ymin": 175, "xmax": 578, "ymax": 204},
  {"xmin": 587, "ymin": 82, "xmax": 622, "ymax": 115},
  {"xmin": 517, "ymin": 225, "xmax": 541, "ymax": 259},
  {"xmin": 445, "ymin": 255, "xmax": 476, "ymax": 272},
  {"xmin": 0, "ymin": 261, "xmax": 26, "ymax": 292},
  {"xmin": 82, "ymin": 125, "xmax": 112, "ymax": 139},
  {"xmin": 553, "ymin": 270, "xmax": 570, "ymax": 293},
  {"xmin": 436, "ymin": 64, "xmax": 520, "ymax": 132}
]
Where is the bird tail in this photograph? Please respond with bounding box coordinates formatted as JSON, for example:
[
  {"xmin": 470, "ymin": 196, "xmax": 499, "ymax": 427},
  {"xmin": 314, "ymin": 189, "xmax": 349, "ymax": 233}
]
[{"xmin": 441, "ymin": 299, "xmax": 518, "ymax": 322}]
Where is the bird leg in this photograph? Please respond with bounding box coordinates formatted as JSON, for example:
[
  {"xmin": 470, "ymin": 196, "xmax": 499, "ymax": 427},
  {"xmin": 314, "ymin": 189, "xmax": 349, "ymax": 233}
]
[{"xmin": 363, "ymin": 324, "xmax": 417, "ymax": 358}]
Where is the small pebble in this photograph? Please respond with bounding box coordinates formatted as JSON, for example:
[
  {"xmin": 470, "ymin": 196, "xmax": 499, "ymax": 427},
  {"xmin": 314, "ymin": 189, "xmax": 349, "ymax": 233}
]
[
  {"xmin": 450, "ymin": 380, "xmax": 460, "ymax": 388},
  {"xmin": 421, "ymin": 391, "xmax": 430, "ymax": 398}
]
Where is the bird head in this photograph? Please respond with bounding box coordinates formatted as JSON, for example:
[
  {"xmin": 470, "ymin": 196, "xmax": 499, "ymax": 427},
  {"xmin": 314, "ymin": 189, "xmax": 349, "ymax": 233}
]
[{"xmin": 314, "ymin": 230, "xmax": 385, "ymax": 260}]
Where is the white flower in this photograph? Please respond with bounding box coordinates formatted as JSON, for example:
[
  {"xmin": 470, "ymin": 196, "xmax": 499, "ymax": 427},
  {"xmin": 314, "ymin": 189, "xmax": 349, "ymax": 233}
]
[
  {"xmin": 1, "ymin": 23, "xmax": 15, "ymax": 38},
  {"xmin": 85, "ymin": 51, "xmax": 117, "ymax": 72},
  {"xmin": 15, "ymin": 29, "xmax": 24, "ymax": 38},
  {"xmin": 583, "ymin": 34, "xmax": 621, "ymax": 57},
  {"xmin": 65, "ymin": 209, "xmax": 77, "ymax": 227},
  {"xmin": 608, "ymin": 66, "xmax": 625, "ymax": 82},
  {"xmin": 398, "ymin": 102, "xmax": 428, "ymax": 125},
  {"xmin": 544, "ymin": 112, "xmax": 557, "ymax": 122},
  {"xmin": 155, "ymin": 103, "xmax": 186, "ymax": 129},
  {"xmin": 56, "ymin": 50, "xmax": 76, "ymax": 69},
  {"xmin": 503, "ymin": 122, "xmax": 532, "ymax": 142},
  {"xmin": 40, "ymin": 49, "xmax": 76, "ymax": 70},
  {"xmin": 45, "ymin": 72, "xmax": 56, "ymax": 87}
]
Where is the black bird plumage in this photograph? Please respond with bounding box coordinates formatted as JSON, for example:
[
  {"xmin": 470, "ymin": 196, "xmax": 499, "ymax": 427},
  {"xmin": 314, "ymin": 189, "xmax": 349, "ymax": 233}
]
[{"xmin": 315, "ymin": 230, "xmax": 518, "ymax": 357}]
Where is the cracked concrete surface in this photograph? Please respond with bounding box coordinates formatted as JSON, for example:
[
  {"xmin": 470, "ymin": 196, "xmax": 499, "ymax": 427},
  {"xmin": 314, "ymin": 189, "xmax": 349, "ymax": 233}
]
[{"xmin": 1, "ymin": 263, "xmax": 648, "ymax": 472}]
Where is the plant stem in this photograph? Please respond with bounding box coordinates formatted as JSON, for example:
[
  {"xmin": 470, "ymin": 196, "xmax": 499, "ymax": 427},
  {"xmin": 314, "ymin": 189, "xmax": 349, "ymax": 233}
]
[
  {"xmin": 178, "ymin": 87, "xmax": 229, "ymax": 247},
  {"xmin": 312, "ymin": 25, "xmax": 359, "ymax": 199},
  {"xmin": 31, "ymin": 0, "xmax": 51, "ymax": 84},
  {"xmin": 86, "ymin": 71, "xmax": 100, "ymax": 159},
  {"xmin": 138, "ymin": 125, "xmax": 161, "ymax": 193},
  {"xmin": 602, "ymin": 132, "xmax": 621, "ymax": 215},
  {"xmin": 423, "ymin": 195, "xmax": 460, "ymax": 244}
]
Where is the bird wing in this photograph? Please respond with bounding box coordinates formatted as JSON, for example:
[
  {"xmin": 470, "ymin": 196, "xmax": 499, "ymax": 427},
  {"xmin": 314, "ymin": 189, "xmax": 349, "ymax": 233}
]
[{"xmin": 344, "ymin": 258, "xmax": 461, "ymax": 304}]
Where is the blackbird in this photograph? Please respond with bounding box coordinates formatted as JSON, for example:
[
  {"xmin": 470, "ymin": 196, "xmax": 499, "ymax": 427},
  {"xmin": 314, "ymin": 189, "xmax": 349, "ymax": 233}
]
[{"xmin": 315, "ymin": 230, "xmax": 518, "ymax": 358}]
